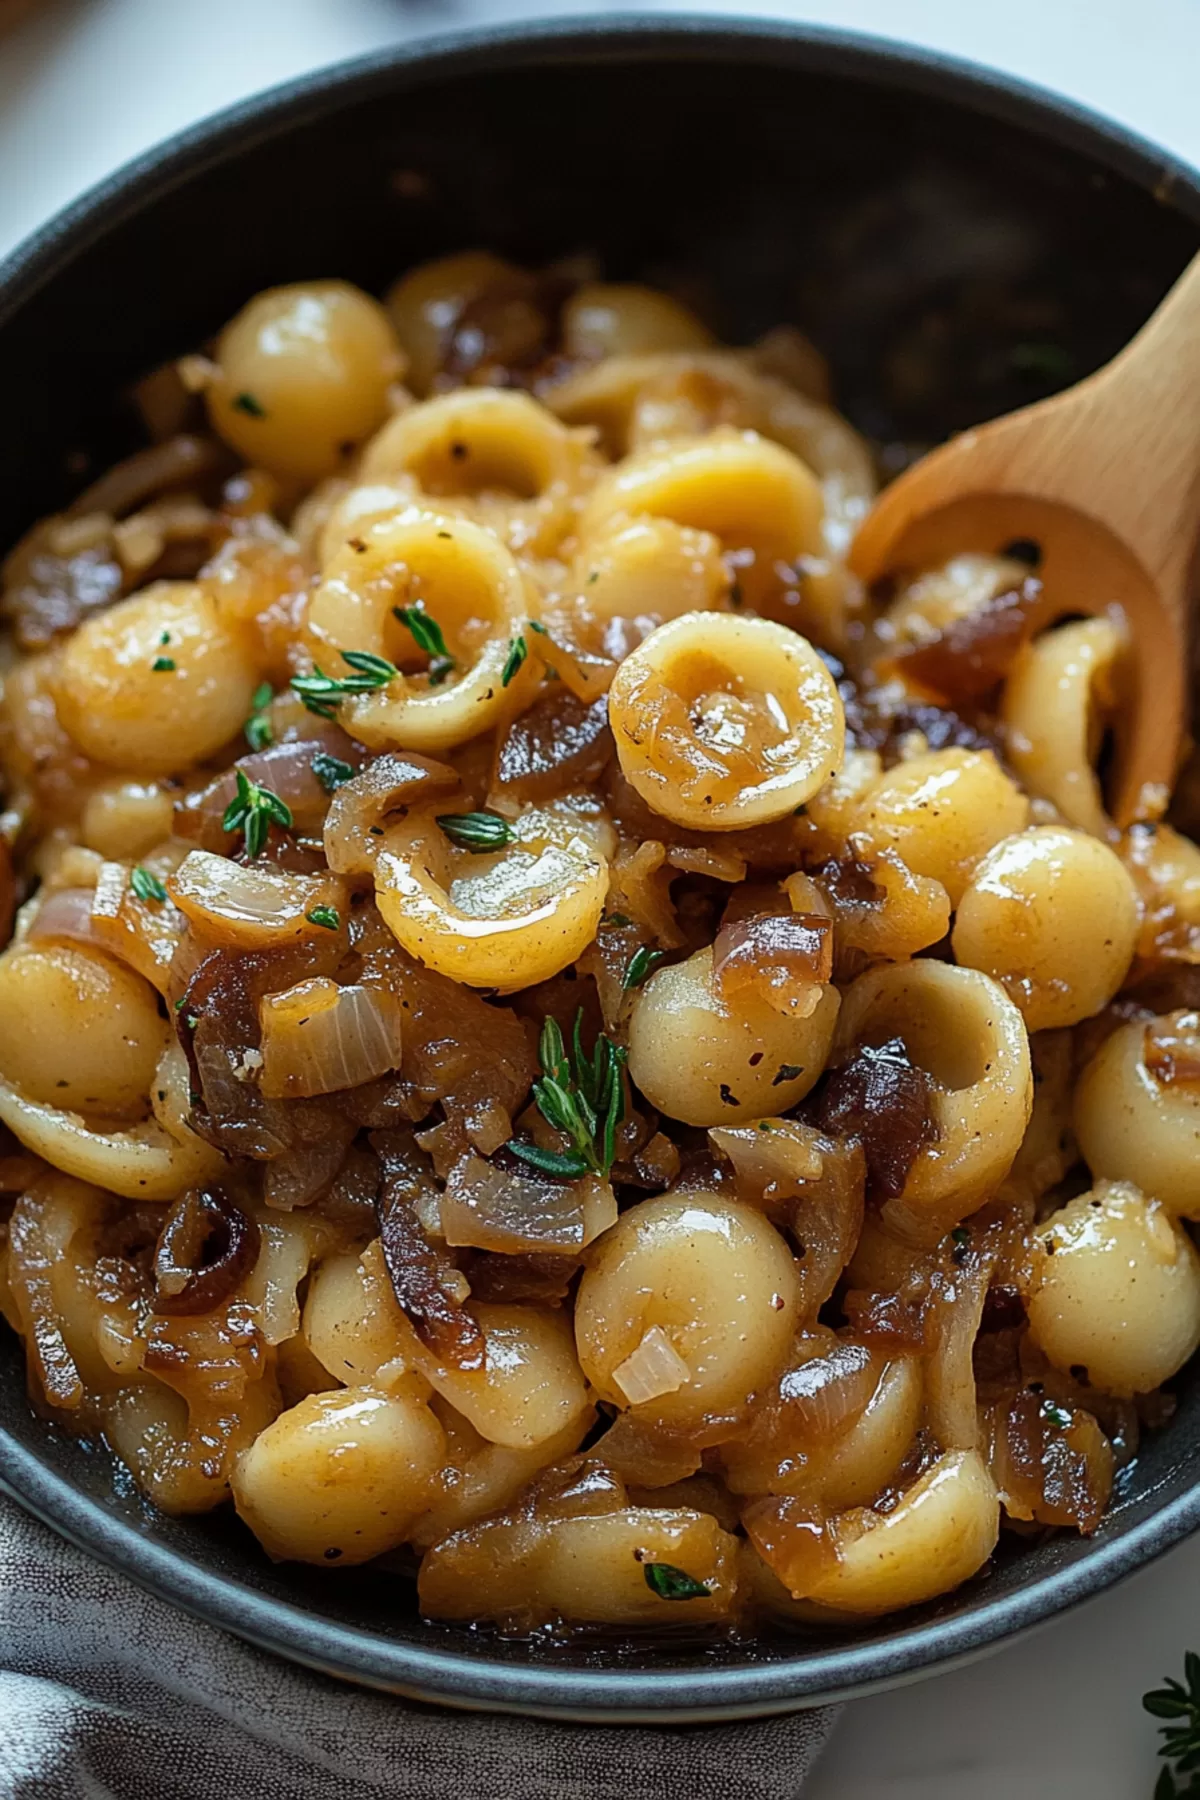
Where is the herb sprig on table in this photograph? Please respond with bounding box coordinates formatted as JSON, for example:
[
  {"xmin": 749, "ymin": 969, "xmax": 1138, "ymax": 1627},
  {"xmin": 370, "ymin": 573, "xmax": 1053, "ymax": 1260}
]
[{"xmin": 1146, "ymin": 1656, "xmax": 1200, "ymax": 1794}]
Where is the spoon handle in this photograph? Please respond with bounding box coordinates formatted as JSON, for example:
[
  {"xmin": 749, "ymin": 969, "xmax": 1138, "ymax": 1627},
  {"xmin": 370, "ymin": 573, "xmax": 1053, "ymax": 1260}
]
[{"xmin": 1088, "ymin": 250, "xmax": 1200, "ymax": 594}]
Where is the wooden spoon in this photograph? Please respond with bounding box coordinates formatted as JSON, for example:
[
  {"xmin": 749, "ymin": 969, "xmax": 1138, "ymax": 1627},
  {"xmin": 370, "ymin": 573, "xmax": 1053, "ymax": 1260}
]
[{"xmin": 849, "ymin": 251, "xmax": 1200, "ymax": 826}]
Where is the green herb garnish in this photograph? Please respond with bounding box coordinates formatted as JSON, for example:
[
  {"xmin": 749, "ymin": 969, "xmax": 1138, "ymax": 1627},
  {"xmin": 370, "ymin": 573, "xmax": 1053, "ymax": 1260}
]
[
  {"xmin": 507, "ymin": 1010, "xmax": 627, "ymax": 1181},
  {"xmin": 773, "ymin": 1063, "xmax": 804, "ymax": 1085},
  {"xmin": 501, "ymin": 635, "xmax": 527, "ymax": 687},
  {"xmin": 642, "ymin": 1562, "xmax": 712, "ymax": 1602},
  {"xmin": 436, "ymin": 811, "xmax": 516, "ymax": 852},
  {"xmin": 130, "ymin": 866, "xmax": 168, "ymax": 904},
  {"xmin": 951, "ymin": 1226, "xmax": 971, "ymax": 1248},
  {"xmin": 290, "ymin": 651, "xmax": 398, "ymax": 719},
  {"xmin": 244, "ymin": 682, "xmax": 274, "ymax": 751},
  {"xmin": 222, "ymin": 768, "xmax": 293, "ymax": 859},
  {"xmin": 1145, "ymin": 1655, "xmax": 1200, "ymax": 1795},
  {"xmin": 311, "ymin": 750, "xmax": 355, "ymax": 793},
  {"xmin": 1041, "ymin": 1398, "xmax": 1073, "ymax": 1431},
  {"xmin": 395, "ymin": 605, "xmax": 455, "ymax": 685},
  {"xmin": 306, "ymin": 905, "xmax": 340, "ymax": 932},
  {"xmin": 151, "ymin": 656, "xmax": 175, "ymax": 672},
  {"xmin": 233, "ymin": 391, "xmax": 267, "ymax": 417},
  {"xmin": 604, "ymin": 912, "xmax": 633, "ymax": 929},
  {"xmin": 624, "ymin": 945, "xmax": 665, "ymax": 991},
  {"xmin": 528, "ymin": 619, "xmax": 548, "ymax": 636}
]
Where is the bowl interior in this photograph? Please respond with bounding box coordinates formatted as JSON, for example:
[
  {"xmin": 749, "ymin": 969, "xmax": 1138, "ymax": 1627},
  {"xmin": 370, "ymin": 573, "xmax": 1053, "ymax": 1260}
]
[{"xmin": 2, "ymin": 20, "xmax": 1199, "ymax": 1721}]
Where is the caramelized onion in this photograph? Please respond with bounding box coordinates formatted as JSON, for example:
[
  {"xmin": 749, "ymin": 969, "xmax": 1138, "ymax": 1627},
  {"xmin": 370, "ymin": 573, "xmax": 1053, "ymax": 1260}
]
[
  {"xmin": 170, "ymin": 852, "xmax": 347, "ymax": 951},
  {"xmin": 1144, "ymin": 1012, "xmax": 1200, "ymax": 1087},
  {"xmin": 466, "ymin": 1250, "xmax": 580, "ymax": 1305},
  {"xmin": 323, "ymin": 751, "xmax": 460, "ymax": 875},
  {"xmin": 91, "ymin": 861, "xmax": 185, "ymax": 992},
  {"xmin": 984, "ymin": 1386, "xmax": 1115, "ymax": 1532},
  {"xmin": 26, "ymin": 886, "xmax": 100, "ymax": 951},
  {"xmin": 594, "ymin": 1412, "xmax": 703, "ymax": 1488},
  {"xmin": 924, "ymin": 1237, "xmax": 997, "ymax": 1452},
  {"xmin": 491, "ymin": 692, "xmax": 613, "ymax": 803},
  {"xmin": 713, "ymin": 911, "xmax": 832, "ymax": 1016},
  {"xmin": 70, "ymin": 434, "xmax": 227, "ymax": 521},
  {"xmin": 742, "ymin": 1495, "xmax": 838, "ymax": 1598},
  {"xmin": 709, "ymin": 1118, "xmax": 823, "ymax": 1207},
  {"xmin": 777, "ymin": 1340, "xmax": 880, "ymax": 1441},
  {"xmin": 814, "ymin": 1037, "xmax": 936, "ymax": 1202},
  {"xmin": 373, "ymin": 1129, "xmax": 486, "ymax": 1370},
  {"xmin": 258, "ymin": 978, "xmax": 403, "ymax": 1099},
  {"xmin": 441, "ymin": 1150, "xmax": 616, "ymax": 1253},
  {"xmin": 7, "ymin": 1184, "xmax": 84, "ymax": 1408},
  {"xmin": 175, "ymin": 737, "xmax": 362, "ymax": 850},
  {"xmin": 893, "ymin": 577, "xmax": 1045, "ymax": 703},
  {"xmin": 177, "ymin": 945, "xmax": 343, "ymax": 1159},
  {"xmin": 152, "ymin": 1186, "xmax": 261, "ymax": 1316}
]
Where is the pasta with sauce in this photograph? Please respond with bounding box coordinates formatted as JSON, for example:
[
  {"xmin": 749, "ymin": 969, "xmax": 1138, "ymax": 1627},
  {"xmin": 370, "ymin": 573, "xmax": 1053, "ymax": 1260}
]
[{"xmin": 0, "ymin": 252, "xmax": 1197, "ymax": 1638}]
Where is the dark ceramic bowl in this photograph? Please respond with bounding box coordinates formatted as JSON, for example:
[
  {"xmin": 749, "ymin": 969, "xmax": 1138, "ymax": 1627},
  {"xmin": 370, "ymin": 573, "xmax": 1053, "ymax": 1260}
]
[{"xmin": 1, "ymin": 16, "xmax": 1198, "ymax": 1724}]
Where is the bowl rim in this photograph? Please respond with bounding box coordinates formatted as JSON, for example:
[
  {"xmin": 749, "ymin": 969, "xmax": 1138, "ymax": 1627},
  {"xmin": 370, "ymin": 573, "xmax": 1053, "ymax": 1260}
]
[{"xmin": 2, "ymin": 11, "xmax": 1200, "ymax": 1724}]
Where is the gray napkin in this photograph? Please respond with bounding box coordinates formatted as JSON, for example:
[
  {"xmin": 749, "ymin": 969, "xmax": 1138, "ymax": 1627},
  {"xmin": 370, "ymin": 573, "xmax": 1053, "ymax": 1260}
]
[{"xmin": 0, "ymin": 1495, "xmax": 839, "ymax": 1799}]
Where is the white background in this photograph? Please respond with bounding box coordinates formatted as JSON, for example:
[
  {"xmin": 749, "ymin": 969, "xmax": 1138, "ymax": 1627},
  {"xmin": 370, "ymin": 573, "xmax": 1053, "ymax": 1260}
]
[{"xmin": 3, "ymin": 2, "xmax": 1200, "ymax": 1794}]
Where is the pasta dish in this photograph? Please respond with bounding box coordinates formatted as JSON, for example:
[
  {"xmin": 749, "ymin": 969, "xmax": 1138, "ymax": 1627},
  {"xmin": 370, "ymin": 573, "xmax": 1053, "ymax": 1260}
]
[{"xmin": 1, "ymin": 253, "xmax": 1197, "ymax": 1634}]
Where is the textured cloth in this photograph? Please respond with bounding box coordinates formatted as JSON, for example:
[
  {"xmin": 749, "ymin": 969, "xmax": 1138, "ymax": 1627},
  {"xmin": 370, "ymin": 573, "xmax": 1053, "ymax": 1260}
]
[{"xmin": 0, "ymin": 1494, "xmax": 839, "ymax": 1800}]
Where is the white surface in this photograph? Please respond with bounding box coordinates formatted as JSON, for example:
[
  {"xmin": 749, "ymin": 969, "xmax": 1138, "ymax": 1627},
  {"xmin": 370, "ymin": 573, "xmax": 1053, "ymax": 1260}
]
[{"xmin": 2, "ymin": 1, "xmax": 1200, "ymax": 1794}]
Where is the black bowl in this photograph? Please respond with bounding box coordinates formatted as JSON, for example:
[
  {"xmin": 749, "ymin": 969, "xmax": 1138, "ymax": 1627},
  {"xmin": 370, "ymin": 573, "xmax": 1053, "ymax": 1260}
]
[{"xmin": 1, "ymin": 16, "xmax": 1198, "ymax": 1724}]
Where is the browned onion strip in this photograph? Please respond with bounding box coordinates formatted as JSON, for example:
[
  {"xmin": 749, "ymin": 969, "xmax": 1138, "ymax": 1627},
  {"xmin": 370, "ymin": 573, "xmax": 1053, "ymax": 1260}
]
[
  {"xmin": 175, "ymin": 736, "xmax": 364, "ymax": 851},
  {"xmin": 69, "ymin": 434, "xmax": 228, "ymax": 521},
  {"xmin": 778, "ymin": 1340, "xmax": 880, "ymax": 1441},
  {"xmin": 152, "ymin": 1186, "xmax": 261, "ymax": 1315},
  {"xmin": 26, "ymin": 887, "xmax": 98, "ymax": 951},
  {"xmin": 984, "ymin": 1386, "xmax": 1115, "ymax": 1532},
  {"xmin": 814, "ymin": 1036, "xmax": 936, "ymax": 1202},
  {"xmin": 741, "ymin": 1495, "xmax": 838, "ymax": 1598},
  {"xmin": 7, "ymin": 1187, "xmax": 84, "ymax": 1408},
  {"xmin": 440, "ymin": 1150, "xmax": 613, "ymax": 1254},
  {"xmin": 1144, "ymin": 1013, "xmax": 1200, "ymax": 1087},
  {"xmin": 323, "ymin": 752, "xmax": 460, "ymax": 875},
  {"xmin": 490, "ymin": 692, "xmax": 613, "ymax": 803},
  {"xmin": 891, "ymin": 576, "xmax": 1046, "ymax": 703},
  {"xmin": 373, "ymin": 1130, "xmax": 486, "ymax": 1371},
  {"xmin": 713, "ymin": 910, "xmax": 832, "ymax": 1016},
  {"xmin": 177, "ymin": 945, "xmax": 343, "ymax": 1159}
]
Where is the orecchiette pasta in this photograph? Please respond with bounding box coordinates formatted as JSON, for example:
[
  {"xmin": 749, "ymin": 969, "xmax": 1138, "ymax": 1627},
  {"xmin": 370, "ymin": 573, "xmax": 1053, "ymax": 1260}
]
[
  {"xmin": 1, "ymin": 247, "xmax": 1195, "ymax": 1647},
  {"xmin": 608, "ymin": 611, "xmax": 845, "ymax": 829},
  {"xmin": 1000, "ymin": 617, "xmax": 1125, "ymax": 835},
  {"xmin": 306, "ymin": 508, "xmax": 539, "ymax": 752},
  {"xmin": 952, "ymin": 826, "xmax": 1139, "ymax": 1029},
  {"xmin": 1074, "ymin": 1017, "xmax": 1200, "ymax": 1218}
]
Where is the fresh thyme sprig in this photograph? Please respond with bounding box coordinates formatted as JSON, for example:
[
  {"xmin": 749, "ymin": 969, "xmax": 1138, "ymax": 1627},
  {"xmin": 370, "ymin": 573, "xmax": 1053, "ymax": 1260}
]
[
  {"xmin": 507, "ymin": 1009, "xmax": 627, "ymax": 1180},
  {"xmin": 290, "ymin": 651, "xmax": 398, "ymax": 719},
  {"xmin": 222, "ymin": 769, "xmax": 293, "ymax": 859},
  {"xmin": 244, "ymin": 682, "xmax": 274, "ymax": 751},
  {"xmin": 1146, "ymin": 1657, "xmax": 1200, "ymax": 1795},
  {"xmin": 395, "ymin": 605, "xmax": 455, "ymax": 685}
]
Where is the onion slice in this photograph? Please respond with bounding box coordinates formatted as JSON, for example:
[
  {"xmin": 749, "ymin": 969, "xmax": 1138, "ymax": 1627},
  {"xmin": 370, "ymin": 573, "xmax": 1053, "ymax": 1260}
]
[
  {"xmin": 440, "ymin": 1151, "xmax": 616, "ymax": 1253},
  {"xmin": 169, "ymin": 851, "xmax": 347, "ymax": 951},
  {"xmin": 258, "ymin": 979, "xmax": 403, "ymax": 1099}
]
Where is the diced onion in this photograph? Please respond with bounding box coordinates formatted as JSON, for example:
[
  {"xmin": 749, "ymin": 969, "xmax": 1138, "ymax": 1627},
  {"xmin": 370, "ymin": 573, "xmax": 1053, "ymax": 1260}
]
[
  {"xmin": 258, "ymin": 978, "xmax": 403, "ymax": 1099},
  {"xmin": 612, "ymin": 1325, "xmax": 691, "ymax": 1405},
  {"xmin": 169, "ymin": 851, "xmax": 345, "ymax": 950}
]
